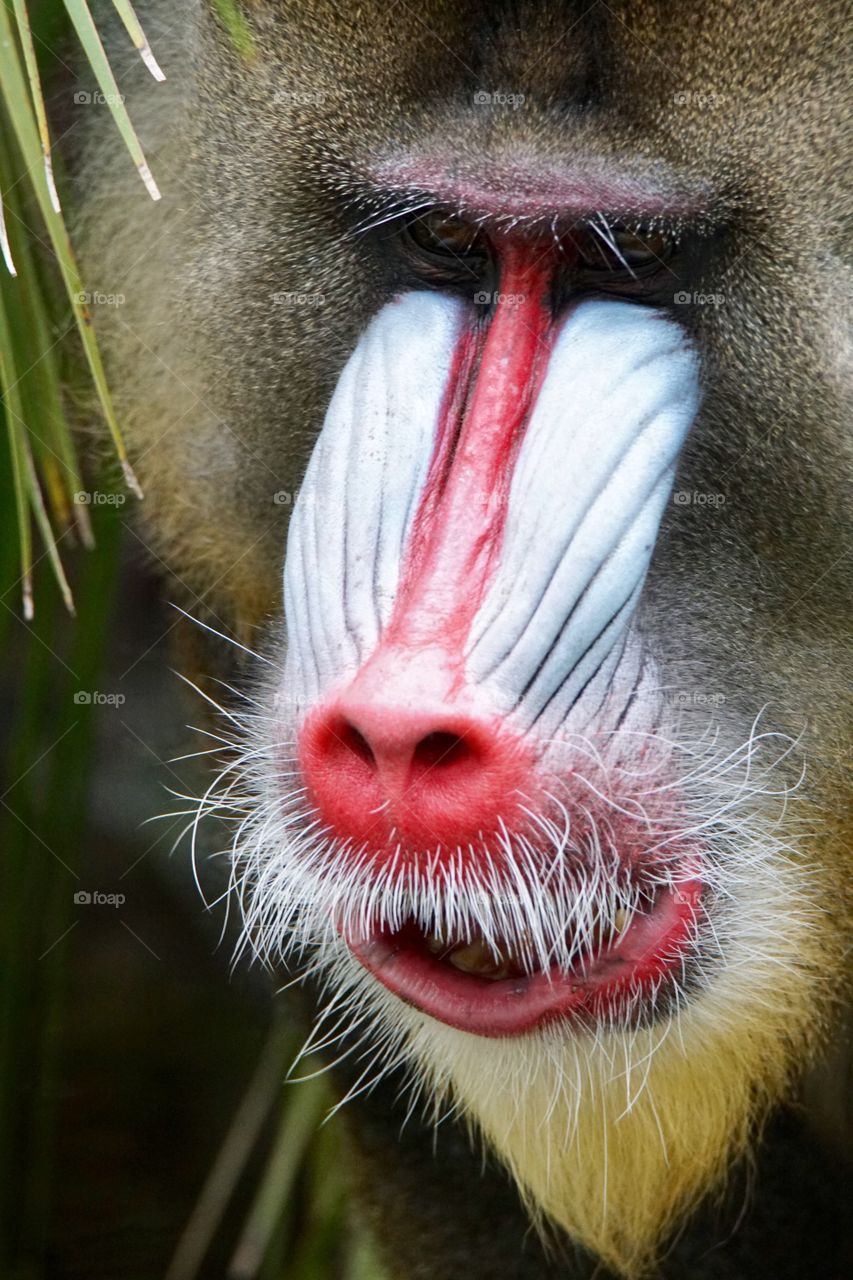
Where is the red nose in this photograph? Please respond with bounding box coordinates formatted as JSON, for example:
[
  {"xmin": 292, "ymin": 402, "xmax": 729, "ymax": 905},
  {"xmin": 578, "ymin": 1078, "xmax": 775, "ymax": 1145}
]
[{"xmin": 298, "ymin": 696, "xmax": 533, "ymax": 859}]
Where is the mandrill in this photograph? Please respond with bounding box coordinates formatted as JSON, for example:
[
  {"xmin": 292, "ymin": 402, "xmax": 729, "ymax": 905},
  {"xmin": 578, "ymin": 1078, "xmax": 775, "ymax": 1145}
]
[{"xmin": 74, "ymin": 0, "xmax": 852, "ymax": 1276}]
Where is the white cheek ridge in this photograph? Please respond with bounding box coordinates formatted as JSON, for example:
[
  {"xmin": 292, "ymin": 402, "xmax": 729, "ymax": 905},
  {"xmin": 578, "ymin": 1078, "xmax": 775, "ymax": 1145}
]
[
  {"xmin": 282, "ymin": 291, "xmax": 464, "ymax": 711},
  {"xmin": 467, "ymin": 300, "xmax": 700, "ymax": 729},
  {"xmin": 510, "ymin": 472, "xmax": 672, "ymax": 733}
]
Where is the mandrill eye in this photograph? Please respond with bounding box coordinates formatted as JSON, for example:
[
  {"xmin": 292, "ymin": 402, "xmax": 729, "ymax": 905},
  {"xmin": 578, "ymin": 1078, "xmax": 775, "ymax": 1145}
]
[
  {"xmin": 398, "ymin": 209, "xmax": 494, "ymax": 293},
  {"xmin": 407, "ymin": 211, "xmax": 485, "ymax": 256},
  {"xmin": 577, "ymin": 223, "xmax": 675, "ymax": 275},
  {"xmin": 404, "ymin": 211, "xmax": 490, "ymax": 266}
]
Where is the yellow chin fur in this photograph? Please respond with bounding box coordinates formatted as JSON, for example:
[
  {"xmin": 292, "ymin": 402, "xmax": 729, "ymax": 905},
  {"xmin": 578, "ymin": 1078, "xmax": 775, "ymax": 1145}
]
[
  {"xmin": 435, "ymin": 1010, "xmax": 793, "ymax": 1278},
  {"xmin": 406, "ymin": 858, "xmax": 829, "ymax": 1278}
]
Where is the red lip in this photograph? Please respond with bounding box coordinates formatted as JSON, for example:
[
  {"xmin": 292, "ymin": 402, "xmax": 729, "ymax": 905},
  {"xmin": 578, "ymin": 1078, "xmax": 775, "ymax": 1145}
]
[{"xmin": 347, "ymin": 876, "xmax": 702, "ymax": 1037}]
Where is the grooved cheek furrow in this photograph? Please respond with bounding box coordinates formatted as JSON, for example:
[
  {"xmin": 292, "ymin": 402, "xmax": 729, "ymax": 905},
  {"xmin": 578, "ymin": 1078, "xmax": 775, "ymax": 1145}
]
[
  {"xmin": 282, "ymin": 293, "xmax": 467, "ymax": 705},
  {"xmin": 467, "ymin": 301, "xmax": 702, "ymax": 723}
]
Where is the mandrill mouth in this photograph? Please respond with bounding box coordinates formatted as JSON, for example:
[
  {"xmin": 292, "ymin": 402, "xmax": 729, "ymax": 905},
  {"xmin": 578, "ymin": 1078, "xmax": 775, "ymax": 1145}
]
[{"xmin": 345, "ymin": 873, "xmax": 703, "ymax": 1037}]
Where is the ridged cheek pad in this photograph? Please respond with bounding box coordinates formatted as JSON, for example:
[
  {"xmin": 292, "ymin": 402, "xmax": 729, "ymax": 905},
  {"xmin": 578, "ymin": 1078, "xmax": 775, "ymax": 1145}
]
[{"xmin": 281, "ymin": 290, "xmax": 700, "ymax": 744}]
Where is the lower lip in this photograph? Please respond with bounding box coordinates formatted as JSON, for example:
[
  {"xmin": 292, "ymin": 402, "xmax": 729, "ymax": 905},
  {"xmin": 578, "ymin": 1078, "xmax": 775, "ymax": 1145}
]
[{"xmin": 347, "ymin": 876, "xmax": 703, "ymax": 1037}]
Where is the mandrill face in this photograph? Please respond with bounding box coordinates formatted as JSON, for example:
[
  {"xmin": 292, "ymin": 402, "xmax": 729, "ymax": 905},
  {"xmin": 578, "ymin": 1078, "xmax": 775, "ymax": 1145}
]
[
  {"xmin": 279, "ymin": 284, "xmax": 706, "ymax": 1036},
  {"xmin": 77, "ymin": 0, "xmax": 851, "ymax": 1274},
  {"xmin": 228, "ymin": 222, "xmax": 839, "ymax": 1275}
]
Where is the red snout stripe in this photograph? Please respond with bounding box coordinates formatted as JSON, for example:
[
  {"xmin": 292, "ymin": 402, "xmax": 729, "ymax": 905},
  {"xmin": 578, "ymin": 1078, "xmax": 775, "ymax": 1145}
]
[
  {"xmin": 384, "ymin": 245, "xmax": 556, "ymax": 657},
  {"xmin": 297, "ymin": 245, "xmax": 560, "ymax": 856}
]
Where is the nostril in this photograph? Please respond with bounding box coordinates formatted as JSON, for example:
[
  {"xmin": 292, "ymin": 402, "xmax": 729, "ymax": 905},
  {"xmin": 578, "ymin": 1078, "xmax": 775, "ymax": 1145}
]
[
  {"xmin": 298, "ymin": 699, "xmax": 534, "ymax": 854},
  {"xmin": 337, "ymin": 721, "xmax": 375, "ymax": 767},
  {"xmin": 413, "ymin": 731, "xmax": 475, "ymax": 770}
]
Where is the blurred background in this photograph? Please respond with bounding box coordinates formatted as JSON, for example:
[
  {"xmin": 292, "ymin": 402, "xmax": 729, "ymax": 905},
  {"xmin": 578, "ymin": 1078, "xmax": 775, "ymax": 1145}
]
[{"xmin": 0, "ymin": 3, "xmax": 383, "ymax": 1277}]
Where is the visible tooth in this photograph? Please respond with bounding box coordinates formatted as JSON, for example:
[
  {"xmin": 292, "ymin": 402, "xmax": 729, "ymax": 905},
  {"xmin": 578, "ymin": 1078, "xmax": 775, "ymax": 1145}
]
[
  {"xmin": 613, "ymin": 909, "xmax": 630, "ymax": 934},
  {"xmin": 448, "ymin": 938, "xmax": 511, "ymax": 979},
  {"xmin": 425, "ymin": 933, "xmax": 447, "ymax": 955}
]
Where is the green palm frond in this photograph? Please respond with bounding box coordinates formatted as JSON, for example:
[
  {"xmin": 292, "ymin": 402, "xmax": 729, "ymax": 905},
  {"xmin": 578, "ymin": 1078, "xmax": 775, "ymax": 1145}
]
[{"xmin": 0, "ymin": 0, "xmax": 163, "ymax": 616}]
